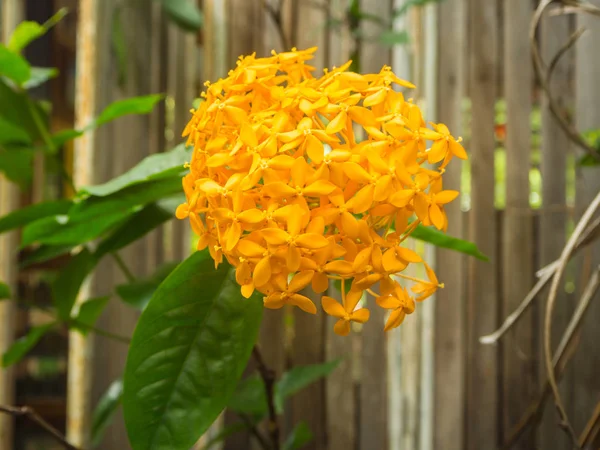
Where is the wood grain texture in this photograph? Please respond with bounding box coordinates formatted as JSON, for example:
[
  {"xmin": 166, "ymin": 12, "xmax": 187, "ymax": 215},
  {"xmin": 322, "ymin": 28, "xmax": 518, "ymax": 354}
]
[
  {"xmin": 466, "ymin": 1, "xmax": 499, "ymax": 449},
  {"xmin": 502, "ymin": 1, "xmax": 534, "ymax": 448},
  {"xmin": 359, "ymin": 1, "xmax": 392, "ymax": 449},
  {"xmin": 539, "ymin": 8, "xmax": 573, "ymax": 450},
  {"xmin": 433, "ymin": 0, "xmax": 467, "ymax": 448},
  {"xmin": 573, "ymin": 0, "xmax": 600, "ymax": 437}
]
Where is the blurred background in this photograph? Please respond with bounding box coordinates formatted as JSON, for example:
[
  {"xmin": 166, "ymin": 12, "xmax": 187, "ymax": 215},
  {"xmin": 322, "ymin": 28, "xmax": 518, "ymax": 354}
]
[{"xmin": 0, "ymin": 0, "xmax": 599, "ymax": 449}]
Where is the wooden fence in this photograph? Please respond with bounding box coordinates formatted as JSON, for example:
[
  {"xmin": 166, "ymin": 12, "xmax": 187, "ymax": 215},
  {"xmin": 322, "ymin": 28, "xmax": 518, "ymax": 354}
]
[{"xmin": 1, "ymin": 0, "xmax": 600, "ymax": 449}]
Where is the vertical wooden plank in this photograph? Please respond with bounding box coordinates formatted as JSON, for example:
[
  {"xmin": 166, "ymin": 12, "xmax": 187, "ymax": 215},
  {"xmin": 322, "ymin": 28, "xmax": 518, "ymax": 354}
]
[
  {"xmin": 434, "ymin": 0, "xmax": 466, "ymax": 448},
  {"xmin": 67, "ymin": 0, "xmax": 100, "ymax": 446},
  {"xmin": 0, "ymin": 3, "xmax": 23, "ymax": 448},
  {"xmin": 539, "ymin": 8, "xmax": 572, "ymax": 449},
  {"xmin": 574, "ymin": 0, "xmax": 600, "ymax": 435},
  {"xmin": 289, "ymin": 4, "xmax": 328, "ymax": 449},
  {"xmin": 467, "ymin": 1, "xmax": 499, "ymax": 449},
  {"xmin": 324, "ymin": 4, "xmax": 356, "ymax": 450},
  {"xmin": 503, "ymin": 1, "xmax": 534, "ymax": 448},
  {"xmin": 359, "ymin": 1, "xmax": 391, "ymax": 449}
]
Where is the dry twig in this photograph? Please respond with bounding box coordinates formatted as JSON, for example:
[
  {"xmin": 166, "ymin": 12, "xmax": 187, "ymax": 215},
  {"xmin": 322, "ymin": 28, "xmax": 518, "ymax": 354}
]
[
  {"xmin": 252, "ymin": 346, "xmax": 280, "ymax": 450},
  {"xmin": 0, "ymin": 405, "xmax": 82, "ymax": 450}
]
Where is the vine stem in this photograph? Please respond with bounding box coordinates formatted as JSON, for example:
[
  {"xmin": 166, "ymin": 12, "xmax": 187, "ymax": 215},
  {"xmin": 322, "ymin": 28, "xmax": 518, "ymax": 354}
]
[
  {"xmin": 0, "ymin": 405, "xmax": 82, "ymax": 450},
  {"xmin": 252, "ymin": 346, "xmax": 280, "ymax": 450}
]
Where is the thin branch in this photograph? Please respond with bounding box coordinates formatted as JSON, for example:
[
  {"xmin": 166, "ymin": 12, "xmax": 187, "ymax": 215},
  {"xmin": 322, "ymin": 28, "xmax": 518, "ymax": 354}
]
[
  {"xmin": 481, "ymin": 216, "xmax": 600, "ymax": 344},
  {"xmin": 239, "ymin": 414, "xmax": 272, "ymax": 450},
  {"xmin": 502, "ymin": 265, "xmax": 600, "ymax": 449},
  {"xmin": 252, "ymin": 346, "xmax": 280, "ymax": 450},
  {"xmin": 261, "ymin": 0, "xmax": 291, "ymax": 50},
  {"xmin": 579, "ymin": 400, "xmax": 600, "ymax": 448},
  {"xmin": 544, "ymin": 191, "xmax": 600, "ymax": 446},
  {"xmin": 0, "ymin": 405, "xmax": 82, "ymax": 450},
  {"xmin": 530, "ymin": 0, "xmax": 600, "ymax": 161},
  {"xmin": 111, "ymin": 252, "xmax": 136, "ymax": 283},
  {"xmin": 547, "ymin": 26, "xmax": 586, "ymax": 81}
]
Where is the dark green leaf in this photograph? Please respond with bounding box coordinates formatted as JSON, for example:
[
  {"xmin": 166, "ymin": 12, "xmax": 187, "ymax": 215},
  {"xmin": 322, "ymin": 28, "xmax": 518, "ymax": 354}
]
[
  {"xmin": 2, "ymin": 323, "xmax": 55, "ymax": 367},
  {"xmin": 83, "ymin": 144, "xmax": 188, "ymax": 197},
  {"xmin": 73, "ymin": 296, "xmax": 111, "ymax": 335},
  {"xmin": 8, "ymin": 8, "xmax": 67, "ymax": 52},
  {"xmin": 578, "ymin": 154, "xmax": 600, "ymax": 167},
  {"xmin": 51, "ymin": 247, "xmax": 97, "ymax": 320},
  {"xmin": 123, "ymin": 252, "xmax": 263, "ymax": 450},
  {"xmin": 578, "ymin": 129, "xmax": 600, "ymax": 166},
  {"xmin": 159, "ymin": 0, "xmax": 203, "ymax": 31},
  {"xmin": 22, "ymin": 177, "xmax": 181, "ymax": 247},
  {"xmin": 23, "ymin": 67, "xmax": 59, "ymax": 89},
  {"xmin": 0, "ymin": 44, "xmax": 31, "ymax": 84},
  {"xmin": 275, "ymin": 360, "xmax": 340, "ymax": 411},
  {"xmin": 0, "ymin": 147, "xmax": 34, "ymax": 188},
  {"xmin": 227, "ymin": 374, "xmax": 268, "ymax": 417},
  {"xmin": 0, "ymin": 79, "xmax": 41, "ymax": 138},
  {"xmin": 20, "ymin": 244, "xmax": 74, "ymax": 269},
  {"xmin": 199, "ymin": 422, "xmax": 251, "ymax": 450},
  {"xmin": 411, "ymin": 224, "xmax": 489, "ymax": 261},
  {"xmin": 95, "ymin": 203, "xmax": 173, "ymax": 258},
  {"xmin": 111, "ymin": 7, "xmax": 128, "ymax": 86},
  {"xmin": 0, "ymin": 282, "xmax": 10, "ymax": 300},
  {"xmin": 92, "ymin": 378, "xmax": 124, "ymax": 448},
  {"xmin": 379, "ymin": 30, "xmax": 410, "ymax": 46},
  {"xmin": 283, "ymin": 422, "xmax": 313, "ymax": 450},
  {"xmin": 0, "ymin": 117, "xmax": 32, "ymax": 145},
  {"xmin": 116, "ymin": 262, "xmax": 179, "ymax": 311},
  {"xmin": 0, "ymin": 199, "xmax": 71, "ymax": 234},
  {"xmin": 94, "ymin": 94, "xmax": 164, "ymax": 127}
]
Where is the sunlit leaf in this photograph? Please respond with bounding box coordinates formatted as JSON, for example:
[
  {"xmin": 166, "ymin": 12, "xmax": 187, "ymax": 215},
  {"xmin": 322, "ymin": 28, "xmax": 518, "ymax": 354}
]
[
  {"xmin": 123, "ymin": 252, "xmax": 263, "ymax": 450},
  {"xmin": 2, "ymin": 323, "xmax": 56, "ymax": 367},
  {"xmin": 116, "ymin": 262, "xmax": 179, "ymax": 311},
  {"xmin": 0, "ymin": 44, "xmax": 30, "ymax": 84},
  {"xmin": 92, "ymin": 378, "xmax": 124, "ymax": 448},
  {"xmin": 8, "ymin": 8, "xmax": 67, "ymax": 52},
  {"xmin": 0, "ymin": 117, "xmax": 32, "ymax": 145},
  {"xmin": 83, "ymin": 144, "xmax": 189, "ymax": 197},
  {"xmin": 23, "ymin": 67, "xmax": 59, "ymax": 89},
  {"xmin": 94, "ymin": 94, "xmax": 164, "ymax": 127},
  {"xmin": 411, "ymin": 224, "xmax": 489, "ymax": 261}
]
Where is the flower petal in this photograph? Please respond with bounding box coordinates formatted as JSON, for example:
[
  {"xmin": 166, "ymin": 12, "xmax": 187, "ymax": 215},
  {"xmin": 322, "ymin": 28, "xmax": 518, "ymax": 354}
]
[{"xmin": 321, "ymin": 296, "xmax": 347, "ymax": 318}]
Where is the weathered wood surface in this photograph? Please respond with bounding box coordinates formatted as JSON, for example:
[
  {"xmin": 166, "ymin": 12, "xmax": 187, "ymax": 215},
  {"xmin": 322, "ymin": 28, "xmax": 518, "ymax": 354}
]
[{"xmin": 467, "ymin": 1, "xmax": 499, "ymax": 449}]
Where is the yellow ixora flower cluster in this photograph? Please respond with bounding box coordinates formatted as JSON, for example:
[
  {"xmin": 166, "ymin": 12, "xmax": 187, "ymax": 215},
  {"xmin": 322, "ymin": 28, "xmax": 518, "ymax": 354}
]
[{"xmin": 176, "ymin": 47, "xmax": 466, "ymax": 335}]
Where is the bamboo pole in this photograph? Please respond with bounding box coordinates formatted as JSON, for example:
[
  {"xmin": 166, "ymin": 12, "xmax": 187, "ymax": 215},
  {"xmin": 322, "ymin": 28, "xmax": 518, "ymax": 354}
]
[
  {"xmin": 66, "ymin": 0, "xmax": 99, "ymax": 446},
  {"xmin": 0, "ymin": 2, "xmax": 24, "ymax": 448}
]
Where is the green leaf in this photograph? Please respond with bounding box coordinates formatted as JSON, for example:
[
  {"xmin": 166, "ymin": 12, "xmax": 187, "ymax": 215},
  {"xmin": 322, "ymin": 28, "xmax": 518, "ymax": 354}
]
[
  {"xmin": 0, "ymin": 117, "xmax": 32, "ymax": 145},
  {"xmin": 0, "ymin": 199, "xmax": 71, "ymax": 234},
  {"xmin": 50, "ymin": 129, "xmax": 84, "ymax": 150},
  {"xmin": 159, "ymin": 0, "xmax": 203, "ymax": 31},
  {"xmin": 73, "ymin": 296, "xmax": 111, "ymax": 334},
  {"xmin": 23, "ymin": 67, "xmax": 59, "ymax": 89},
  {"xmin": 578, "ymin": 128, "xmax": 600, "ymax": 166},
  {"xmin": 95, "ymin": 203, "xmax": 173, "ymax": 258},
  {"xmin": 123, "ymin": 252, "xmax": 263, "ymax": 450},
  {"xmin": 227, "ymin": 374, "xmax": 268, "ymax": 417},
  {"xmin": 92, "ymin": 378, "xmax": 124, "ymax": 448},
  {"xmin": 379, "ymin": 30, "xmax": 410, "ymax": 46},
  {"xmin": 0, "ymin": 282, "xmax": 10, "ymax": 300},
  {"xmin": 0, "ymin": 44, "xmax": 31, "ymax": 84},
  {"xmin": 275, "ymin": 360, "xmax": 340, "ymax": 411},
  {"xmin": 22, "ymin": 177, "xmax": 181, "ymax": 247},
  {"xmin": 0, "ymin": 147, "xmax": 34, "ymax": 188},
  {"xmin": 94, "ymin": 94, "xmax": 164, "ymax": 127},
  {"xmin": 83, "ymin": 144, "xmax": 189, "ymax": 197},
  {"xmin": 20, "ymin": 244, "xmax": 74, "ymax": 269},
  {"xmin": 51, "ymin": 247, "xmax": 97, "ymax": 320},
  {"xmin": 8, "ymin": 8, "xmax": 68, "ymax": 52},
  {"xmin": 411, "ymin": 224, "xmax": 489, "ymax": 261},
  {"xmin": 116, "ymin": 262, "xmax": 179, "ymax": 311},
  {"xmin": 2, "ymin": 323, "xmax": 55, "ymax": 367},
  {"xmin": 283, "ymin": 422, "xmax": 313, "ymax": 450},
  {"xmin": 0, "ymin": 79, "xmax": 40, "ymax": 138}
]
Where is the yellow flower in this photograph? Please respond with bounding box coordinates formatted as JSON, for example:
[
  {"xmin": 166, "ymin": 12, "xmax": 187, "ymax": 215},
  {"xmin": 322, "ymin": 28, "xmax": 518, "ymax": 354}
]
[{"xmin": 177, "ymin": 47, "xmax": 465, "ymax": 335}]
